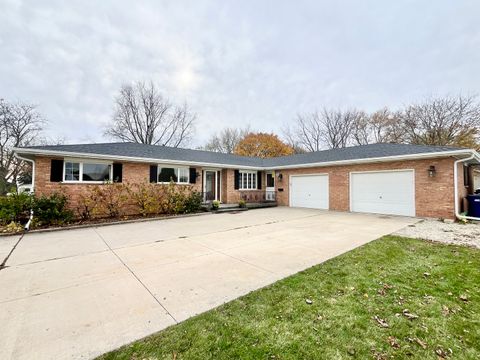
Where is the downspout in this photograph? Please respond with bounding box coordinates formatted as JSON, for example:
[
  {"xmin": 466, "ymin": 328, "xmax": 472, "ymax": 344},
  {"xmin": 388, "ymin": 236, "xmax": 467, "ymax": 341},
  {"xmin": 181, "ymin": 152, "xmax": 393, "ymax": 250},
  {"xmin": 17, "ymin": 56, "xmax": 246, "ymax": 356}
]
[
  {"xmin": 13, "ymin": 153, "xmax": 35, "ymax": 230},
  {"xmin": 454, "ymin": 153, "xmax": 480, "ymax": 221}
]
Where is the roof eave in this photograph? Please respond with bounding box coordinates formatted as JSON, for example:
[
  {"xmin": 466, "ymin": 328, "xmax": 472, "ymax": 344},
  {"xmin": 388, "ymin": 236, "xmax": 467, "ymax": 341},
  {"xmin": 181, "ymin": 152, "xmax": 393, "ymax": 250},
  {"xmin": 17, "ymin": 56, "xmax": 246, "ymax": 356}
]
[
  {"xmin": 262, "ymin": 149, "xmax": 478, "ymax": 170},
  {"xmin": 13, "ymin": 147, "xmax": 478, "ymax": 171},
  {"xmin": 12, "ymin": 147, "xmax": 263, "ymax": 170}
]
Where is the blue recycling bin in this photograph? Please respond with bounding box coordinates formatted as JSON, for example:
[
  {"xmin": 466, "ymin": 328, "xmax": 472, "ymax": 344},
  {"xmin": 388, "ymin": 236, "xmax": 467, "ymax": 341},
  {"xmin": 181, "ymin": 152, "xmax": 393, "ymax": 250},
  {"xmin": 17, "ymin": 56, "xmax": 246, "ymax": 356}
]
[{"xmin": 467, "ymin": 195, "xmax": 480, "ymax": 217}]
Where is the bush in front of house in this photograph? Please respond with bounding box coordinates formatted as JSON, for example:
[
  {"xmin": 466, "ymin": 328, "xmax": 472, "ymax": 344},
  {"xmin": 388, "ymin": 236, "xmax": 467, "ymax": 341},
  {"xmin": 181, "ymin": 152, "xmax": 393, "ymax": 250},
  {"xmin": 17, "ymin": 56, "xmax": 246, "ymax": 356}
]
[
  {"xmin": 0, "ymin": 192, "xmax": 73, "ymax": 227},
  {"xmin": 0, "ymin": 192, "xmax": 32, "ymax": 225},
  {"xmin": 32, "ymin": 193, "xmax": 74, "ymax": 226},
  {"xmin": 90, "ymin": 182, "xmax": 129, "ymax": 218},
  {"xmin": 1, "ymin": 182, "xmax": 204, "ymax": 232},
  {"xmin": 127, "ymin": 182, "xmax": 162, "ymax": 217}
]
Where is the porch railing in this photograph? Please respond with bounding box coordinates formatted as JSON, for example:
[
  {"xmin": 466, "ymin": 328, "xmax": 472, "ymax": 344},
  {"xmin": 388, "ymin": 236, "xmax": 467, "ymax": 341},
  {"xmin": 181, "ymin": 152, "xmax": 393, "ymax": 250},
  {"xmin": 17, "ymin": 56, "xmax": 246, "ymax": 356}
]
[
  {"xmin": 200, "ymin": 190, "xmax": 277, "ymax": 204},
  {"xmin": 240, "ymin": 190, "xmax": 276, "ymax": 203}
]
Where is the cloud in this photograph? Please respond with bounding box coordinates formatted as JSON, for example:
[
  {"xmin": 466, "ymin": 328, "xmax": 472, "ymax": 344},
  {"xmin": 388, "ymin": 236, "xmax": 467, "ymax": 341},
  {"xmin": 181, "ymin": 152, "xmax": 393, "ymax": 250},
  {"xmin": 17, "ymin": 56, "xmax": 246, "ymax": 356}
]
[{"xmin": 0, "ymin": 0, "xmax": 479, "ymax": 146}]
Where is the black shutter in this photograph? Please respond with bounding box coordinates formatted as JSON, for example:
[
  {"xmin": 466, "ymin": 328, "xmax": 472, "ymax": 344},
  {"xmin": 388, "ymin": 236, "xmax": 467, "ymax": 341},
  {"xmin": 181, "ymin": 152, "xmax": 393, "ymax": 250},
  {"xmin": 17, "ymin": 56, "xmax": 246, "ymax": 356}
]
[
  {"xmin": 112, "ymin": 163, "xmax": 123, "ymax": 183},
  {"xmin": 234, "ymin": 170, "xmax": 240, "ymax": 190},
  {"xmin": 257, "ymin": 171, "xmax": 262, "ymax": 190},
  {"xmin": 50, "ymin": 159, "xmax": 63, "ymax": 182},
  {"xmin": 150, "ymin": 165, "xmax": 158, "ymax": 183},
  {"xmin": 189, "ymin": 167, "xmax": 197, "ymax": 184}
]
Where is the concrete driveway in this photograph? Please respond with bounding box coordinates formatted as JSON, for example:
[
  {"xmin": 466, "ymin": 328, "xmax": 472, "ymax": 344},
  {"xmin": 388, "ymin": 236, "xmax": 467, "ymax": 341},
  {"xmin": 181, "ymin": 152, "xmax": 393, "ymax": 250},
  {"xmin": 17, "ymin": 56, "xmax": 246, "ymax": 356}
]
[{"xmin": 0, "ymin": 207, "xmax": 416, "ymax": 360}]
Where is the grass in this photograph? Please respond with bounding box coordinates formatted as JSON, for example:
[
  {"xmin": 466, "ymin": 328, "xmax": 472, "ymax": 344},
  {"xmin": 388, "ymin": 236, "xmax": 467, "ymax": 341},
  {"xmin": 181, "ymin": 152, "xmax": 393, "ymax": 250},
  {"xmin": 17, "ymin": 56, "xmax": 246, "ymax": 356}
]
[{"xmin": 98, "ymin": 236, "xmax": 480, "ymax": 360}]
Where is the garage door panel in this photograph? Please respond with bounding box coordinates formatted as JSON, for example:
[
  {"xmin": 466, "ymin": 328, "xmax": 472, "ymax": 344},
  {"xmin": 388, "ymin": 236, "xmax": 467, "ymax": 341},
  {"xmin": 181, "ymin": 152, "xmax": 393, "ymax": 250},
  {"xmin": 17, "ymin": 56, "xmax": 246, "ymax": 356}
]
[
  {"xmin": 290, "ymin": 175, "xmax": 329, "ymax": 210},
  {"xmin": 351, "ymin": 171, "xmax": 415, "ymax": 217}
]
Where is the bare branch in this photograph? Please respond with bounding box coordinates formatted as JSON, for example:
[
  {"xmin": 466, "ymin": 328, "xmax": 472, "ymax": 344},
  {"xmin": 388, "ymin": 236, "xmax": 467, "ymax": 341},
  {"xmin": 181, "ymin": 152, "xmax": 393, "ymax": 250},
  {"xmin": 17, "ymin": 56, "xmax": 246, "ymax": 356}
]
[{"xmin": 104, "ymin": 81, "xmax": 196, "ymax": 147}]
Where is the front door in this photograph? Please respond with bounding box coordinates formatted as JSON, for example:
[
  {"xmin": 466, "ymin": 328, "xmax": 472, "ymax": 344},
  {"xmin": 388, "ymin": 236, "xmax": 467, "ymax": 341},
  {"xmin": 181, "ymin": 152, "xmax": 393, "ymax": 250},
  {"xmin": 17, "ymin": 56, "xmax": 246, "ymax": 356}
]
[
  {"xmin": 204, "ymin": 170, "xmax": 217, "ymax": 202},
  {"xmin": 266, "ymin": 171, "xmax": 275, "ymax": 201}
]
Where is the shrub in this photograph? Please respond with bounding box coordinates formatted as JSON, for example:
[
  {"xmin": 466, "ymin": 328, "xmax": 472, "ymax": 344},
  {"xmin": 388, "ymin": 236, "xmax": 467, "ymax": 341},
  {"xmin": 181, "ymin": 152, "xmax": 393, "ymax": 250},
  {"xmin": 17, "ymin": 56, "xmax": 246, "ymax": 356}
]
[
  {"xmin": 91, "ymin": 182, "xmax": 129, "ymax": 218},
  {"xmin": 238, "ymin": 199, "xmax": 246, "ymax": 208},
  {"xmin": 76, "ymin": 192, "xmax": 98, "ymax": 221},
  {"xmin": 33, "ymin": 192, "xmax": 74, "ymax": 226},
  {"xmin": 184, "ymin": 191, "xmax": 203, "ymax": 213},
  {"xmin": 128, "ymin": 183, "xmax": 161, "ymax": 216},
  {"xmin": 0, "ymin": 192, "xmax": 32, "ymax": 225},
  {"xmin": 211, "ymin": 200, "xmax": 220, "ymax": 210}
]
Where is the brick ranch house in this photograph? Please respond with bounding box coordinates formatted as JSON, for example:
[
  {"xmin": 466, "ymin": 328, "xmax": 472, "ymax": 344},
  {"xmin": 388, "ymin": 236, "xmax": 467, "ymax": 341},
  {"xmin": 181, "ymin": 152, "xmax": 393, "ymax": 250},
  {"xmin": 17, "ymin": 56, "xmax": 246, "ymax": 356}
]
[{"xmin": 13, "ymin": 142, "xmax": 480, "ymax": 220}]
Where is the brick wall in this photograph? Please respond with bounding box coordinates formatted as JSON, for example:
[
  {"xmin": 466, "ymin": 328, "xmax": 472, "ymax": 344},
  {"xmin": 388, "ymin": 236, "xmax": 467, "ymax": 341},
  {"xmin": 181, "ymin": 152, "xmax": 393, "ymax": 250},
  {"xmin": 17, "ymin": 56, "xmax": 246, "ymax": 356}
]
[
  {"xmin": 33, "ymin": 155, "xmax": 466, "ymax": 219},
  {"xmin": 34, "ymin": 156, "xmax": 204, "ymax": 214},
  {"xmin": 275, "ymin": 157, "xmax": 463, "ymax": 219}
]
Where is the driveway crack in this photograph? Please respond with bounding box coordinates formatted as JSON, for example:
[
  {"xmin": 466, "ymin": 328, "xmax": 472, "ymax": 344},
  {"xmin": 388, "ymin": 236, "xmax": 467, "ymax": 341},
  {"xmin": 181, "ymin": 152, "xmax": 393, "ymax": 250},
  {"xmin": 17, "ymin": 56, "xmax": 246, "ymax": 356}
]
[
  {"xmin": 92, "ymin": 228, "xmax": 178, "ymax": 324},
  {"xmin": 0, "ymin": 233, "xmax": 25, "ymax": 271}
]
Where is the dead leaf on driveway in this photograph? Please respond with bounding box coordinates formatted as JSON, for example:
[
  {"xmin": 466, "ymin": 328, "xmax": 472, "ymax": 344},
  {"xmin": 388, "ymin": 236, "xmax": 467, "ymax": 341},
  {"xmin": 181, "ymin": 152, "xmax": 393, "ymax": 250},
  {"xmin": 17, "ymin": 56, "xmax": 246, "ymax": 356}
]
[{"xmin": 373, "ymin": 316, "xmax": 389, "ymax": 328}]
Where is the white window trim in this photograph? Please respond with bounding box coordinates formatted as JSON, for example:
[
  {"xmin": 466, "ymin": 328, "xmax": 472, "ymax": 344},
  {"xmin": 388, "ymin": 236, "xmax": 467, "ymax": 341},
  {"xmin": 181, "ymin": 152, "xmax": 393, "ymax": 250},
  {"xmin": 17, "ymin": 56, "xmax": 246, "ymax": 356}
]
[
  {"xmin": 62, "ymin": 159, "xmax": 113, "ymax": 183},
  {"xmin": 239, "ymin": 170, "xmax": 257, "ymax": 191},
  {"xmin": 157, "ymin": 165, "xmax": 190, "ymax": 184}
]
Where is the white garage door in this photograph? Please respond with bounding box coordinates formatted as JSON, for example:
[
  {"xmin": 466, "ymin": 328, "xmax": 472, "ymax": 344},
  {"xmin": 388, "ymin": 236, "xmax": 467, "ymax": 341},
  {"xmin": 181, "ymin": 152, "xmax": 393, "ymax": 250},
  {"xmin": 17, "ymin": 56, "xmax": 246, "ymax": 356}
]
[
  {"xmin": 350, "ymin": 170, "xmax": 415, "ymax": 216},
  {"xmin": 290, "ymin": 174, "xmax": 329, "ymax": 209}
]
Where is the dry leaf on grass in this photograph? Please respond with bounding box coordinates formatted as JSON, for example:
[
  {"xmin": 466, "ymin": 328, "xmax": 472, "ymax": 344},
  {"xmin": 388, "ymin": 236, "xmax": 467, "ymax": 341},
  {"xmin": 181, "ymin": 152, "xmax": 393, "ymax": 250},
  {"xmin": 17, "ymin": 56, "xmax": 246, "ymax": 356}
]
[
  {"xmin": 373, "ymin": 315, "xmax": 389, "ymax": 328},
  {"xmin": 402, "ymin": 309, "xmax": 419, "ymax": 320},
  {"xmin": 415, "ymin": 338, "xmax": 428, "ymax": 349},
  {"xmin": 387, "ymin": 336, "xmax": 400, "ymax": 349}
]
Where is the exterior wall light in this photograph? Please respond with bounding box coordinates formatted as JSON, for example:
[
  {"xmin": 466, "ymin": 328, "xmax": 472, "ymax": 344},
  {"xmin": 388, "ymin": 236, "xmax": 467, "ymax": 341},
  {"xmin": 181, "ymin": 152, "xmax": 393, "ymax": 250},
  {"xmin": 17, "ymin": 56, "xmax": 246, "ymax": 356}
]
[
  {"xmin": 277, "ymin": 173, "xmax": 283, "ymax": 181},
  {"xmin": 428, "ymin": 165, "xmax": 436, "ymax": 177}
]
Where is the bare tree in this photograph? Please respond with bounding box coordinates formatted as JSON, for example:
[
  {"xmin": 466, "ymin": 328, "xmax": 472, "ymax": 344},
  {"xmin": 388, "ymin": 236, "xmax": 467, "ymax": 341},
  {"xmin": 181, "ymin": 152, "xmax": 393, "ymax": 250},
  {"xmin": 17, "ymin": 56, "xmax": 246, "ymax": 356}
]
[
  {"xmin": 321, "ymin": 108, "xmax": 361, "ymax": 149},
  {"xmin": 105, "ymin": 81, "xmax": 196, "ymax": 147},
  {"xmin": 289, "ymin": 112, "xmax": 324, "ymax": 152},
  {"xmin": 203, "ymin": 127, "xmax": 250, "ymax": 153},
  {"xmin": 0, "ymin": 99, "xmax": 44, "ymax": 193},
  {"xmin": 281, "ymin": 124, "xmax": 307, "ymax": 153},
  {"xmin": 351, "ymin": 108, "xmax": 405, "ymax": 145},
  {"xmin": 399, "ymin": 95, "xmax": 480, "ymax": 148}
]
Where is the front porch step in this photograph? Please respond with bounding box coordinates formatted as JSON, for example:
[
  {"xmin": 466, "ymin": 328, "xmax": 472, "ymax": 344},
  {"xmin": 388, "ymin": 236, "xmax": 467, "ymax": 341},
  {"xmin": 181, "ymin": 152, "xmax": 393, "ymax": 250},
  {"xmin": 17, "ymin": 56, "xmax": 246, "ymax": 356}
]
[{"xmin": 246, "ymin": 202, "xmax": 278, "ymax": 209}]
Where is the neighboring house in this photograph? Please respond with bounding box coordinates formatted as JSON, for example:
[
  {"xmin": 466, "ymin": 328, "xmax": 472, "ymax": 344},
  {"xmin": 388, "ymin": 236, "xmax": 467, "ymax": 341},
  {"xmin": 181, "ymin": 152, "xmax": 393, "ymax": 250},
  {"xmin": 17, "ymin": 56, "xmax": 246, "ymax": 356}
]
[{"xmin": 13, "ymin": 142, "xmax": 480, "ymax": 219}]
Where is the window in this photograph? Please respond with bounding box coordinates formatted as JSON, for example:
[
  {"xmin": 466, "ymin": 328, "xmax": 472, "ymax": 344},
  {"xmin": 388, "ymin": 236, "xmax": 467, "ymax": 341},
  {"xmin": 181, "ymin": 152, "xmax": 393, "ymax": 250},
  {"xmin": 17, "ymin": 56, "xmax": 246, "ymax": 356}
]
[
  {"xmin": 83, "ymin": 163, "xmax": 111, "ymax": 181},
  {"xmin": 267, "ymin": 173, "xmax": 275, "ymax": 188},
  {"xmin": 64, "ymin": 161, "xmax": 112, "ymax": 182},
  {"xmin": 464, "ymin": 165, "xmax": 470, "ymax": 187},
  {"xmin": 158, "ymin": 166, "xmax": 189, "ymax": 184},
  {"xmin": 64, "ymin": 162, "xmax": 80, "ymax": 181},
  {"xmin": 239, "ymin": 171, "xmax": 257, "ymax": 190}
]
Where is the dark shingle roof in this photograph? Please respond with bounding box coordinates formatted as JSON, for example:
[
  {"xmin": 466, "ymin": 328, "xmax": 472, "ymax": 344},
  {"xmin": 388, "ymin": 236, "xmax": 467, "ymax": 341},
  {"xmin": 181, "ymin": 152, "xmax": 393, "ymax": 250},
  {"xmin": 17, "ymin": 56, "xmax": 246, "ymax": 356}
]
[
  {"xmin": 23, "ymin": 142, "xmax": 264, "ymax": 167},
  {"xmin": 19, "ymin": 142, "xmax": 467, "ymax": 168},
  {"xmin": 262, "ymin": 143, "xmax": 465, "ymax": 167}
]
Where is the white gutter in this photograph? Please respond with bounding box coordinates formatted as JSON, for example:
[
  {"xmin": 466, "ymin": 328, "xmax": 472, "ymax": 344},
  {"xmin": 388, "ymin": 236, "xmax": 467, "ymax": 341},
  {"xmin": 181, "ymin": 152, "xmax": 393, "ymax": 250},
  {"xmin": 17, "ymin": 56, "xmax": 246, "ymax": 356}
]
[
  {"xmin": 14, "ymin": 153, "xmax": 35, "ymax": 193},
  {"xmin": 13, "ymin": 147, "xmax": 474, "ymax": 171},
  {"xmin": 454, "ymin": 151, "xmax": 480, "ymax": 221}
]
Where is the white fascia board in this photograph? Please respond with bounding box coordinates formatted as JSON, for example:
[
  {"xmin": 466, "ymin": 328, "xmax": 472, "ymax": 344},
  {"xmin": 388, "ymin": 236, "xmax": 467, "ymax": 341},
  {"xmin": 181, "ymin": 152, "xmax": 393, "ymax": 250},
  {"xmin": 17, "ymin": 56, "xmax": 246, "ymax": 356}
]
[
  {"xmin": 12, "ymin": 147, "xmax": 262, "ymax": 170},
  {"xmin": 263, "ymin": 149, "xmax": 478, "ymax": 170}
]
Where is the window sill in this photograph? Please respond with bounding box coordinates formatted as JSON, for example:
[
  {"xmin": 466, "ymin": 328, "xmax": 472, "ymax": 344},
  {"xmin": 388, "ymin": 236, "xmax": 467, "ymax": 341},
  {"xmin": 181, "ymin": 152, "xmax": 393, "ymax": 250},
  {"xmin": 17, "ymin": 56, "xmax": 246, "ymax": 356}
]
[
  {"xmin": 157, "ymin": 182, "xmax": 191, "ymax": 185},
  {"xmin": 61, "ymin": 181, "xmax": 106, "ymax": 184},
  {"xmin": 239, "ymin": 189, "xmax": 259, "ymax": 191}
]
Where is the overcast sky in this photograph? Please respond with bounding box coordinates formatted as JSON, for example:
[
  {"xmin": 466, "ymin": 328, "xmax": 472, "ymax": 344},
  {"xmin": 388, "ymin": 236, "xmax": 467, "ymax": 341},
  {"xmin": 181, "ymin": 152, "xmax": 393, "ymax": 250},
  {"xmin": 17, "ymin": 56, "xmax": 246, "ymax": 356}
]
[{"xmin": 1, "ymin": 0, "xmax": 479, "ymax": 147}]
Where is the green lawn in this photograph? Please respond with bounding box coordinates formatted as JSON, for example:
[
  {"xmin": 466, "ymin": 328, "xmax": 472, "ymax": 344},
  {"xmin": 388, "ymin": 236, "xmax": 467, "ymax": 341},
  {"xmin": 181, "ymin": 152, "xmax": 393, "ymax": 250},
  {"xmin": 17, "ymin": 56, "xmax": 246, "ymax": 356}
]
[{"xmin": 99, "ymin": 236, "xmax": 480, "ymax": 360}]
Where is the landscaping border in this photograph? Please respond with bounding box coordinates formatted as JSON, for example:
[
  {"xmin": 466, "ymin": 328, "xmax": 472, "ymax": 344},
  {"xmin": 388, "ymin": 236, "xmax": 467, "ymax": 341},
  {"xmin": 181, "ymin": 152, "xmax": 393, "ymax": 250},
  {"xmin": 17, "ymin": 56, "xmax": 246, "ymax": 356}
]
[{"xmin": 0, "ymin": 211, "xmax": 215, "ymax": 237}]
